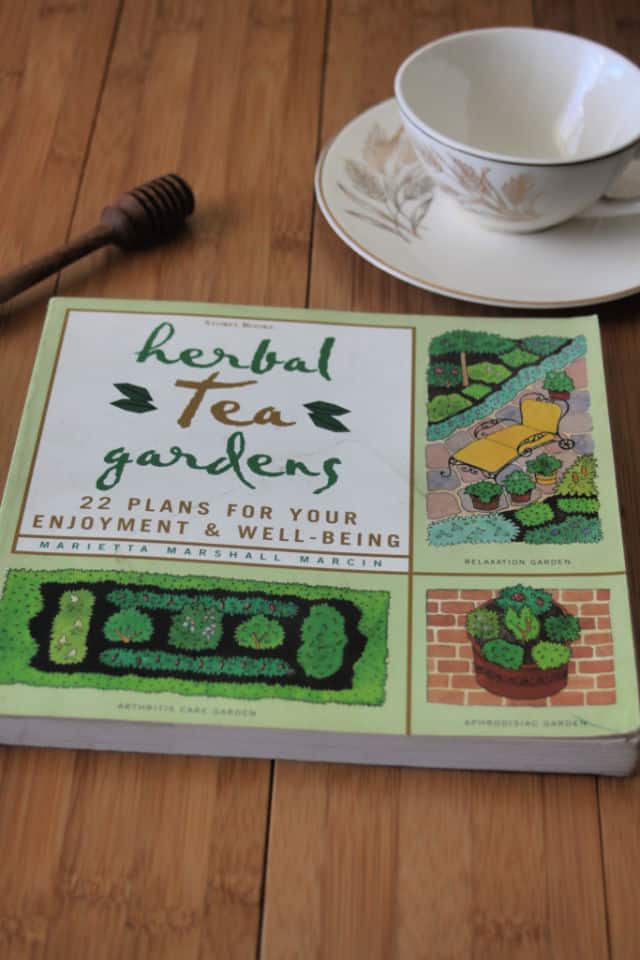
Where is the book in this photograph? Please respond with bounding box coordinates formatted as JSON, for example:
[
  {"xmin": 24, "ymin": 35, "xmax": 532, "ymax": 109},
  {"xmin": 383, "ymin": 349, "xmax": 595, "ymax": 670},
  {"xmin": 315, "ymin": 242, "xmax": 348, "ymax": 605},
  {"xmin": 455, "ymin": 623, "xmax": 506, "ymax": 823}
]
[{"xmin": 0, "ymin": 297, "xmax": 637, "ymax": 775}]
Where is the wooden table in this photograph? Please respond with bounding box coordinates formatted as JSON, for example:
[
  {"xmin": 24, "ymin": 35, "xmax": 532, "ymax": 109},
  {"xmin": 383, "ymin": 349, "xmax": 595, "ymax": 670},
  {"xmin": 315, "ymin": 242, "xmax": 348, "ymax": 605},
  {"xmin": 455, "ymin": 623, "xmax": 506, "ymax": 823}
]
[{"xmin": 1, "ymin": 2, "xmax": 639, "ymax": 957}]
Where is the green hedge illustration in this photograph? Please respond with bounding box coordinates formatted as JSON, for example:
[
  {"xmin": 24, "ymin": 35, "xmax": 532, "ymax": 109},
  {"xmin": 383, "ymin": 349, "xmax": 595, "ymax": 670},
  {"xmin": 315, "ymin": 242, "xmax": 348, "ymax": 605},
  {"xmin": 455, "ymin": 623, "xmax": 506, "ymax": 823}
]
[
  {"xmin": 0, "ymin": 569, "xmax": 389, "ymax": 706},
  {"xmin": 500, "ymin": 347, "xmax": 539, "ymax": 368},
  {"xmin": 427, "ymin": 335, "xmax": 586, "ymax": 440},
  {"xmin": 104, "ymin": 609, "xmax": 153, "ymax": 645},
  {"xmin": 544, "ymin": 614, "xmax": 580, "ymax": 643},
  {"xmin": 483, "ymin": 638, "xmax": 524, "ymax": 670},
  {"xmin": 429, "ymin": 330, "xmax": 517, "ymax": 357},
  {"xmin": 168, "ymin": 601, "xmax": 222, "ymax": 650},
  {"xmin": 555, "ymin": 455, "xmax": 598, "ymax": 497},
  {"xmin": 427, "ymin": 393, "xmax": 471, "ymax": 423},
  {"xmin": 466, "ymin": 361, "xmax": 511, "ymax": 385},
  {"xmin": 428, "ymin": 513, "xmax": 518, "ymax": 546},
  {"xmin": 531, "ymin": 641, "xmax": 572, "ymax": 669},
  {"xmin": 466, "ymin": 608, "xmax": 501, "ymax": 642},
  {"xmin": 462, "ymin": 383, "xmax": 492, "ymax": 401},
  {"xmin": 235, "ymin": 615, "xmax": 285, "ymax": 650},
  {"xmin": 297, "ymin": 604, "xmax": 348, "ymax": 679},
  {"xmin": 99, "ymin": 649, "xmax": 292, "ymax": 678},
  {"xmin": 520, "ymin": 335, "xmax": 568, "ymax": 357},
  {"xmin": 496, "ymin": 584, "xmax": 553, "ymax": 614},
  {"xmin": 427, "ymin": 361, "xmax": 462, "ymax": 388},
  {"xmin": 523, "ymin": 516, "xmax": 603, "ymax": 544},
  {"xmin": 49, "ymin": 589, "xmax": 94, "ymax": 665},
  {"xmin": 504, "ymin": 606, "xmax": 540, "ymax": 645},
  {"xmin": 514, "ymin": 501, "xmax": 554, "ymax": 528},
  {"xmin": 107, "ymin": 587, "xmax": 298, "ymax": 619},
  {"xmin": 557, "ymin": 496, "xmax": 600, "ymax": 515}
]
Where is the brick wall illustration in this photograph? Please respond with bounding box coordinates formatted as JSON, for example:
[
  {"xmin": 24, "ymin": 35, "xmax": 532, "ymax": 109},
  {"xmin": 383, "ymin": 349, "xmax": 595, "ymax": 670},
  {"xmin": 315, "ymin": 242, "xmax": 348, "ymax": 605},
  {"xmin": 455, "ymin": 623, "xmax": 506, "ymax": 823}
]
[{"xmin": 427, "ymin": 588, "xmax": 615, "ymax": 707}]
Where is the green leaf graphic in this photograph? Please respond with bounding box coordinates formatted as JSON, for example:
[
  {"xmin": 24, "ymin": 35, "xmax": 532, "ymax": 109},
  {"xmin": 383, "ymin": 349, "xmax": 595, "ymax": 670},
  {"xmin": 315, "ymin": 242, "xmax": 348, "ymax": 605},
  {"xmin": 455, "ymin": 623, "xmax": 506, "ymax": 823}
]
[
  {"xmin": 111, "ymin": 383, "xmax": 156, "ymax": 413},
  {"xmin": 114, "ymin": 383, "xmax": 153, "ymax": 402},
  {"xmin": 304, "ymin": 401, "xmax": 350, "ymax": 433},
  {"xmin": 111, "ymin": 398, "xmax": 157, "ymax": 414},
  {"xmin": 304, "ymin": 401, "xmax": 351, "ymax": 416},
  {"xmin": 505, "ymin": 606, "xmax": 540, "ymax": 644}
]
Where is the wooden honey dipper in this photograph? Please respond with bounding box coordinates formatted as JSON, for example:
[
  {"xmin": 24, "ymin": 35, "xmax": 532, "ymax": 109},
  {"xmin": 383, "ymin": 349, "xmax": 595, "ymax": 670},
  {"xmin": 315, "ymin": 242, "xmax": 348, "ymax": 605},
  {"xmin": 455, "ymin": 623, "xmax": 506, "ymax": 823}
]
[{"xmin": 0, "ymin": 173, "xmax": 195, "ymax": 303}]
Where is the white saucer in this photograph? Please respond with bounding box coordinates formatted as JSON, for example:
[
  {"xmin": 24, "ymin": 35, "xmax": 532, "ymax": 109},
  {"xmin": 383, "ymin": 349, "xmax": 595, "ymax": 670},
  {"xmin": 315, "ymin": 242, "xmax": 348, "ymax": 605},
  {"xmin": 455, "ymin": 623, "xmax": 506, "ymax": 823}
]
[{"xmin": 315, "ymin": 99, "xmax": 640, "ymax": 309}]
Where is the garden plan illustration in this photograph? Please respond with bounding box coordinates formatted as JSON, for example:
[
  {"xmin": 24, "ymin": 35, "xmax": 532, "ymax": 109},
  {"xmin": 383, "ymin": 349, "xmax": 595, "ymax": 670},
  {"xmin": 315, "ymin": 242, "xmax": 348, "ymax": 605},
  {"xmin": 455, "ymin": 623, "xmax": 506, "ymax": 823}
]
[
  {"xmin": 0, "ymin": 300, "xmax": 634, "ymax": 740},
  {"xmin": 1, "ymin": 568, "xmax": 388, "ymax": 707},
  {"xmin": 425, "ymin": 329, "xmax": 601, "ymax": 547}
]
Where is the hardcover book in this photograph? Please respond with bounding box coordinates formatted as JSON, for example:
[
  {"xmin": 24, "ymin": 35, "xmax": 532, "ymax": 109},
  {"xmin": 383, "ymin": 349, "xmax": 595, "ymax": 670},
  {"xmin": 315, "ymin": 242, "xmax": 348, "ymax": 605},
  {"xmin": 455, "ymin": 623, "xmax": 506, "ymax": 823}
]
[{"xmin": 0, "ymin": 297, "xmax": 637, "ymax": 774}]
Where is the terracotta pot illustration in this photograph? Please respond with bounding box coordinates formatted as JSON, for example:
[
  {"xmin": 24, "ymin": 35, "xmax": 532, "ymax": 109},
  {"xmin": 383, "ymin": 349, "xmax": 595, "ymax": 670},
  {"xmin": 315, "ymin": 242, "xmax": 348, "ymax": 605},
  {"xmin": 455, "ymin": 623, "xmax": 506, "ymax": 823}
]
[
  {"xmin": 470, "ymin": 493, "xmax": 501, "ymax": 510},
  {"xmin": 471, "ymin": 639, "xmax": 569, "ymax": 699},
  {"xmin": 465, "ymin": 585, "xmax": 580, "ymax": 702},
  {"xmin": 534, "ymin": 471, "xmax": 558, "ymax": 486}
]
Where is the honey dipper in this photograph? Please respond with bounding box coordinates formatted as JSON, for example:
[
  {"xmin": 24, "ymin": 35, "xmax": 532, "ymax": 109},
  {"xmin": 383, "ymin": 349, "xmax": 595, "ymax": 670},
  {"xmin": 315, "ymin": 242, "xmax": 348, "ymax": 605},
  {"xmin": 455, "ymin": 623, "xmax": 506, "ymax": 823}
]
[{"xmin": 0, "ymin": 173, "xmax": 195, "ymax": 303}]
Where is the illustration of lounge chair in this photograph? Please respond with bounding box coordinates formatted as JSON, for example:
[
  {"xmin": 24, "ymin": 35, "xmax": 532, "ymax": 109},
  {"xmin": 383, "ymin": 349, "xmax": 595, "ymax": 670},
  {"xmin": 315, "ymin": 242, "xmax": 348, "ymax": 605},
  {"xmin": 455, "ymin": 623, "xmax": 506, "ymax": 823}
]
[{"xmin": 442, "ymin": 393, "xmax": 575, "ymax": 480}]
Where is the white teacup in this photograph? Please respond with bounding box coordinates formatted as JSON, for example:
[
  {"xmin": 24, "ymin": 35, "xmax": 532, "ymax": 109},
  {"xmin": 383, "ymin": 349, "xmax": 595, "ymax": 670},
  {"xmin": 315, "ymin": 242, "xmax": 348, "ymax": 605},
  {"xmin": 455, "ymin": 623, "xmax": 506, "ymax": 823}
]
[{"xmin": 394, "ymin": 28, "xmax": 640, "ymax": 232}]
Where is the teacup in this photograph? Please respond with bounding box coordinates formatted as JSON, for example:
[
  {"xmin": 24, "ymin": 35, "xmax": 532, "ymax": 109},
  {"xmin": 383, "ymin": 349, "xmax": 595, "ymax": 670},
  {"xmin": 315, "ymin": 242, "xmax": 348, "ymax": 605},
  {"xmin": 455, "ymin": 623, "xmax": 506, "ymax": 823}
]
[{"xmin": 394, "ymin": 28, "xmax": 640, "ymax": 232}]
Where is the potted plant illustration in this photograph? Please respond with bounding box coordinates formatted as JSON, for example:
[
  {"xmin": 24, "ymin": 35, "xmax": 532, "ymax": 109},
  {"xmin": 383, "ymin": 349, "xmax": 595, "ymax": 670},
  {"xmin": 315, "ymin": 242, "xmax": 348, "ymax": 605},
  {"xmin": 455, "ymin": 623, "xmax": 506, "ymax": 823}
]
[
  {"xmin": 526, "ymin": 452, "xmax": 562, "ymax": 486},
  {"xmin": 503, "ymin": 469, "xmax": 535, "ymax": 504},
  {"xmin": 466, "ymin": 584, "xmax": 580, "ymax": 699},
  {"xmin": 543, "ymin": 370, "xmax": 575, "ymax": 401},
  {"xmin": 465, "ymin": 479, "xmax": 503, "ymax": 511}
]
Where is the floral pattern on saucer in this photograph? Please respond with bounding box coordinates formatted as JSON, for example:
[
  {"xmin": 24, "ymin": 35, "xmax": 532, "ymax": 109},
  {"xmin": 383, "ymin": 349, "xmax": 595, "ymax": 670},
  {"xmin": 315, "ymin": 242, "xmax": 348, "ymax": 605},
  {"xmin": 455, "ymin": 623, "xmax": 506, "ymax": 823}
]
[
  {"xmin": 339, "ymin": 125, "xmax": 434, "ymax": 242},
  {"xmin": 316, "ymin": 99, "xmax": 640, "ymax": 308},
  {"xmin": 412, "ymin": 140, "xmax": 541, "ymax": 223}
]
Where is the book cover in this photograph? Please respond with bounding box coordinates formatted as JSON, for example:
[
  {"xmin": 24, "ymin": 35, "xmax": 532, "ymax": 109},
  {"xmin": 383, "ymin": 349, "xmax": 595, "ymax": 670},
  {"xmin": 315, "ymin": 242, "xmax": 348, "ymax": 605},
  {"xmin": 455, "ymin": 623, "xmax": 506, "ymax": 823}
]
[{"xmin": 0, "ymin": 298, "xmax": 637, "ymax": 765}]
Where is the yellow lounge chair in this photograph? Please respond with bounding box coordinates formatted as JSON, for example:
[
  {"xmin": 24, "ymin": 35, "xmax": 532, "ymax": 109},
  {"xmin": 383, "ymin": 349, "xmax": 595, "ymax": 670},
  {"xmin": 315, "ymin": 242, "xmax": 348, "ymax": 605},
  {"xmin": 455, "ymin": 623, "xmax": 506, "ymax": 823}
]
[{"xmin": 442, "ymin": 394, "xmax": 575, "ymax": 480}]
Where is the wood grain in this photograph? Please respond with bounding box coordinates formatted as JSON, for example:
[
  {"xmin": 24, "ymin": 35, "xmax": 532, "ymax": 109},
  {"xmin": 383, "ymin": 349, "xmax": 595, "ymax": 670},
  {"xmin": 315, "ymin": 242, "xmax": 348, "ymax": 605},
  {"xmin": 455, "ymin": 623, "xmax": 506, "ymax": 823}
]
[
  {"xmin": 0, "ymin": 1, "xmax": 327, "ymax": 959},
  {"xmin": 0, "ymin": 4, "xmax": 121, "ymax": 954},
  {"xmin": 0, "ymin": 0, "xmax": 121, "ymax": 483},
  {"xmin": 598, "ymin": 775, "xmax": 640, "ymax": 960},
  {"xmin": 596, "ymin": 307, "xmax": 640, "ymax": 960},
  {"xmin": 532, "ymin": 7, "xmax": 640, "ymax": 959},
  {"xmin": 0, "ymin": 1, "xmax": 639, "ymax": 958},
  {"xmin": 56, "ymin": 1, "xmax": 327, "ymax": 957},
  {"xmin": 260, "ymin": 2, "xmax": 612, "ymax": 958},
  {"xmin": 0, "ymin": 6, "xmax": 122, "ymax": 956},
  {"xmin": 60, "ymin": 0, "xmax": 328, "ymax": 307},
  {"xmin": 0, "ymin": 173, "xmax": 195, "ymax": 303}
]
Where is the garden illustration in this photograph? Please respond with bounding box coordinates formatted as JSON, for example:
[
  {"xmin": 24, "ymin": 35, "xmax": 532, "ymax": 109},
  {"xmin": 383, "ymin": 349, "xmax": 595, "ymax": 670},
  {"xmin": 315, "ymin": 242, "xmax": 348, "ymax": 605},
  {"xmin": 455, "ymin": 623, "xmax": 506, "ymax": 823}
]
[
  {"xmin": 426, "ymin": 330, "xmax": 601, "ymax": 546},
  {"xmin": 0, "ymin": 569, "xmax": 389, "ymax": 705},
  {"xmin": 427, "ymin": 585, "xmax": 615, "ymax": 707}
]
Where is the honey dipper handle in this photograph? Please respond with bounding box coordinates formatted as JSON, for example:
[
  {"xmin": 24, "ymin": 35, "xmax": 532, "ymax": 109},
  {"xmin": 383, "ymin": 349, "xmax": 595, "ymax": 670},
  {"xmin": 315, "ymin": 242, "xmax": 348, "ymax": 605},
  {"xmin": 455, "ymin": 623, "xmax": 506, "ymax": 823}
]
[{"xmin": 0, "ymin": 223, "xmax": 115, "ymax": 304}]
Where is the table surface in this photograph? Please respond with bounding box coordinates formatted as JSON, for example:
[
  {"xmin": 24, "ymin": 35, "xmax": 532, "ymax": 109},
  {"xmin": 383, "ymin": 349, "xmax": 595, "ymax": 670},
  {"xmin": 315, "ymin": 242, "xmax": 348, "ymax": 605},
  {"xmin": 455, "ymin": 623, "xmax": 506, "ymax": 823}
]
[{"xmin": 1, "ymin": 2, "xmax": 640, "ymax": 958}]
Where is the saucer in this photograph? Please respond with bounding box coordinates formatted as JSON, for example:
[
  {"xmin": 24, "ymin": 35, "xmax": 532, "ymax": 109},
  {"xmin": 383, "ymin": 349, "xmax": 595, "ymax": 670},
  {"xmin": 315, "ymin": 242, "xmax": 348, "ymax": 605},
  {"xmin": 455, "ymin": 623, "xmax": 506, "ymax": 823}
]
[{"xmin": 315, "ymin": 99, "xmax": 640, "ymax": 309}]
